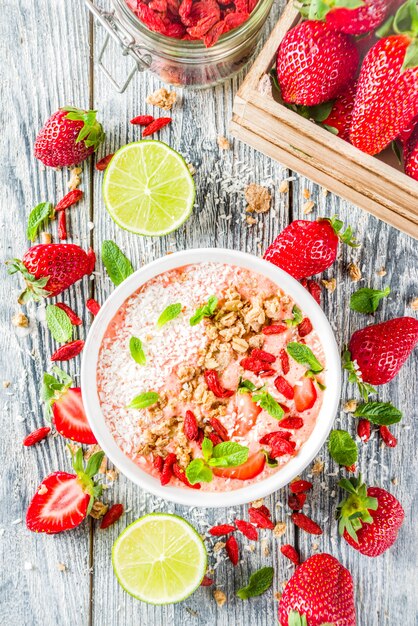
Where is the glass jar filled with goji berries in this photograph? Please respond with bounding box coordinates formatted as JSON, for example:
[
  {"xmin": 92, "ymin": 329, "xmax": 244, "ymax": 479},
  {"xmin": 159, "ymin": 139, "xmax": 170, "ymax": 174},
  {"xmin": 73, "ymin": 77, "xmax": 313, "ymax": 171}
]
[{"xmin": 86, "ymin": 0, "xmax": 274, "ymax": 90}]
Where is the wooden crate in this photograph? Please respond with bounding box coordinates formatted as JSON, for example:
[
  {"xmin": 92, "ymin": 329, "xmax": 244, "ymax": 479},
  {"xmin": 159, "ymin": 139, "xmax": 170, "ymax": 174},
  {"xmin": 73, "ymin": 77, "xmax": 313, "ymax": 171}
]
[{"xmin": 231, "ymin": 2, "xmax": 418, "ymax": 239}]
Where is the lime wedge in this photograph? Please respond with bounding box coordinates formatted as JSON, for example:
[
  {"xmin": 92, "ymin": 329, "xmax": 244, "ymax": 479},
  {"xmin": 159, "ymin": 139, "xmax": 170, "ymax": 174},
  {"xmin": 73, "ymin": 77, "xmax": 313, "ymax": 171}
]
[
  {"xmin": 102, "ymin": 140, "xmax": 195, "ymax": 236},
  {"xmin": 112, "ymin": 513, "xmax": 207, "ymax": 604}
]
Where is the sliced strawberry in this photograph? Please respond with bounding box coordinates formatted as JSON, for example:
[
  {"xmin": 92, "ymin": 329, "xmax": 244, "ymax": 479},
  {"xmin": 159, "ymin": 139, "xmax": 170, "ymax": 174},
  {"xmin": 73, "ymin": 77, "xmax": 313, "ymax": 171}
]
[
  {"xmin": 213, "ymin": 450, "xmax": 266, "ymax": 480},
  {"xmin": 293, "ymin": 377, "xmax": 317, "ymax": 412},
  {"xmin": 233, "ymin": 392, "xmax": 262, "ymax": 437}
]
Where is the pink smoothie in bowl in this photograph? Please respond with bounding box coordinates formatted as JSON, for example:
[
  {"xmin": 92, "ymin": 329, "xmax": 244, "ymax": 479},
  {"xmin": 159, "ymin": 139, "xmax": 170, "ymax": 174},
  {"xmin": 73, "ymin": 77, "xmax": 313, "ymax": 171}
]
[{"xmin": 81, "ymin": 249, "xmax": 341, "ymax": 507}]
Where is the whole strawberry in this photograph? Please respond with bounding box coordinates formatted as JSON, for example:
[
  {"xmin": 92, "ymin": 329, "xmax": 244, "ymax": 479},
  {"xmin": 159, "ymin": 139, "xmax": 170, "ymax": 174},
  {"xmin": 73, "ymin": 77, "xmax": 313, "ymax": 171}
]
[
  {"xmin": 34, "ymin": 106, "xmax": 105, "ymax": 167},
  {"xmin": 277, "ymin": 21, "xmax": 359, "ymax": 106},
  {"xmin": 404, "ymin": 123, "xmax": 418, "ymax": 180},
  {"xmin": 337, "ymin": 475, "xmax": 404, "ymax": 557},
  {"xmin": 278, "ymin": 553, "xmax": 356, "ymax": 626},
  {"xmin": 344, "ymin": 317, "xmax": 418, "ymax": 396},
  {"xmin": 7, "ymin": 243, "xmax": 96, "ymax": 303},
  {"xmin": 26, "ymin": 448, "xmax": 103, "ymax": 534},
  {"xmin": 302, "ymin": 0, "xmax": 392, "ymax": 35},
  {"xmin": 264, "ymin": 217, "xmax": 357, "ymax": 279},
  {"xmin": 350, "ymin": 2, "xmax": 418, "ymax": 155},
  {"xmin": 322, "ymin": 81, "xmax": 357, "ymax": 142}
]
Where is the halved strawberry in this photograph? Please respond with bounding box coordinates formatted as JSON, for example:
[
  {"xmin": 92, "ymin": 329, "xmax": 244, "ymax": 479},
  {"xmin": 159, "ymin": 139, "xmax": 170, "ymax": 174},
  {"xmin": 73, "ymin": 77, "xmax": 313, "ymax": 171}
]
[
  {"xmin": 233, "ymin": 392, "xmax": 262, "ymax": 437},
  {"xmin": 42, "ymin": 367, "xmax": 97, "ymax": 444},
  {"xmin": 213, "ymin": 450, "xmax": 266, "ymax": 480},
  {"xmin": 26, "ymin": 448, "xmax": 103, "ymax": 534},
  {"xmin": 293, "ymin": 377, "xmax": 317, "ymax": 412}
]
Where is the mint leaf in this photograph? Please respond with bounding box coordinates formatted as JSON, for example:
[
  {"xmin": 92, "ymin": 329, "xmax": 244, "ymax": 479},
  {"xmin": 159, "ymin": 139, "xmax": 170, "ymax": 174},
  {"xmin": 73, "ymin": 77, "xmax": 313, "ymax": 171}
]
[
  {"xmin": 285, "ymin": 305, "xmax": 303, "ymax": 327},
  {"xmin": 45, "ymin": 304, "xmax": 73, "ymax": 343},
  {"xmin": 202, "ymin": 437, "xmax": 213, "ymax": 463},
  {"xmin": 128, "ymin": 392, "xmax": 159, "ymax": 409},
  {"xmin": 350, "ymin": 286, "xmax": 390, "ymax": 314},
  {"xmin": 101, "ymin": 240, "xmax": 134, "ymax": 286},
  {"xmin": 252, "ymin": 390, "xmax": 284, "ymax": 420},
  {"xmin": 27, "ymin": 202, "xmax": 54, "ymax": 242},
  {"xmin": 328, "ymin": 429, "xmax": 358, "ymax": 466},
  {"xmin": 287, "ymin": 342, "xmax": 323, "ymax": 373},
  {"xmin": 185, "ymin": 458, "xmax": 213, "ymax": 484},
  {"xmin": 190, "ymin": 295, "xmax": 218, "ymax": 326},
  {"xmin": 209, "ymin": 441, "xmax": 249, "ymax": 468},
  {"xmin": 237, "ymin": 566, "xmax": 274, "ymax": 600},
  {"xmin": 353, "ymin": 401, "xmax": 402, "ymax": 425},
  {"xmin": 238, "ymin": 378, "xmax": 257, "ymax": 394},
  {"xmin": 129, "ymin": 337, "xmax": 146, "ymax": 365},
  {"xmin": 157, "ymin": 303, "xmax": 182, "ymax": 328}
]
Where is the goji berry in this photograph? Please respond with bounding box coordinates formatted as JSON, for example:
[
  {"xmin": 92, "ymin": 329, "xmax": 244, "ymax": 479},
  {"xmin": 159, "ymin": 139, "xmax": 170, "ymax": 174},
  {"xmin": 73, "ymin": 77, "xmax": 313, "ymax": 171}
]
[
  {"xmin": 288, "ymin": 493, "xmax": 306, "ymax": 510},
  {"xmin": 380, "ymin": 425, "xmax": 397, "ymax": 447},
  {"xmin": 224, "ymin": 10, "xmax": 249, "ymax": 30},
  {"xmin": 357, "ymin": 418, "xmax": 371, "ymax": 442},
  {"xmin": 210, "ymin": 417, "xmax": 229, "ymax": 441},
  {"xmin": 274, "ymin": 375, "xmax": 294, "ymax": 400},
  {"xmin": 255, "ymin": 504, "xmax": 272, "ymax": 518},
  {"xmin": 225, "ymin": 535, "xmax": 239, "ymax": 565},
  {"xmin": 95, "ymin": 153, "xmax": 114, "ymax": 171},
  {"xmin": 23, "ymin": 426, "xmax": 51, "ymax": 447},
  {"xmin": 55, "ymin": 189, "xmax": 83, "ymax": 212},
  {"xmin": 203, "ymin": 20, "xmax": 225, "ymax": 47},
  {"xmin": 290, "ymin": 479, "xmax": 312, "ymax": 494},
  {"xmin": 291, "ymin": 512, "xmax": 322, "ymax": 535},
  {"xmin": 251, "ymin": 348, "xmax": 276, "ymax": 363},
  {"xmin": 154, "ymin": 455, "xmax": 164, "ymax": 472},
  {"xmin": 262, "ymin": 324, "xmax": 287, "ymax": 335},
  {"xmin": 300, "ymin": 278, "xmax": 321, "ymax": 305},
  {"xmin": 209, "ymin": 524, "xmax": 236, "ymax": 536},
  {"xmin": 298, "ymin": 317, "xmax": 313, "ymax": 337},
  {"xmin": 270, "ymin": 437, "xmax": 296, "ymax": 458},
  {"xmin": 55, "ymin": 303, "xmax": 82, "ymax": 326},
  {"xmin": 196, "ymin": 428, "xmax": 205, "ymax": 445},
  {"xmin": 280, "ymin": 349, "xmax": 290, "ymax": 375},
  {"xmin": 208, "ymin": 432, "xmax": 222, "ymax": 446},
  {"xmin": 259, "ymin": 369, "xmax": 276, "ymax": 378},
  {"xmin": 204, "ymin": 370, "xmax": 234, "ymax": 398},
  {"xmin": 160, "ymin": 453, "xmax": 176, "ymax": 486},
  {"xmin": 51, "ymin": 340, "xmax": 84, "ymax": 362},
  {"xmin": 100, "ymin": 504, "xmax": 124, "ymax": 529},
  {"xmin": 184, "ymin": 410, "xmax": 199, "ymax": 440},
  {"xmin": 58, "ymin": 210, "xmax": 67, "ymax": 240},
  {"xmin": 280, "ymin": 417, "xmax": 304, "ymax": 430},
  {"xmin": 130, "ymin": 115, "xmax": 155, "ymax": 126},
  {"xmin": 86, "ymin": 298, "xmax": 101, "ymax": 316},
  {"xmin": 240, "ymin": 357, "xmax": 268, "ymax": 373},
  {"xmin": 279, "ymin": 402, "xmax": 290, "ymax": 413},
  {"xmin": 200, "ymin": 576, "xmax": 214, "ymax": 586},
  {"xmin": 142, "ymin": 118, "xmax": 172, "ymax": 137},
  {"xmin": 248, "ymin": 507, "xmax": 274, "ymax": 529},
  {"xmin": 280, "ymin": 544, "xmax": 300, "ymax": 566},
  {"xmin": 235, "ymin": 519, "xmax": 258, "ymax": 540},
  {"xmin": 259, "ymin": 431, "xmax": 291, "ymax": 445},
  {"xmin": 173, "ymin": 463, "xmax": 201, "ymax": 489}
]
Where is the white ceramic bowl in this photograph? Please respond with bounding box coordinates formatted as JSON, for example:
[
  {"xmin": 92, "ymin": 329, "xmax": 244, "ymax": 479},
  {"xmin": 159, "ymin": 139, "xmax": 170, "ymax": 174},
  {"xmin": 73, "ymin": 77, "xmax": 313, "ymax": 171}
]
[{"xmin": 81, "ymin": 248, "xmax": 341, "ymax": 507}]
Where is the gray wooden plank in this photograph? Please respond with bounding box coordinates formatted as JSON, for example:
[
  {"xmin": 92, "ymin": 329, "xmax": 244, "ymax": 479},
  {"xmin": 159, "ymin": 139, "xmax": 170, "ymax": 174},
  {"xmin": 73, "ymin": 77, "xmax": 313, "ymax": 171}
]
[{"xmin": 0, "ymin": 2, "xmax": 94, "ymax": 625}]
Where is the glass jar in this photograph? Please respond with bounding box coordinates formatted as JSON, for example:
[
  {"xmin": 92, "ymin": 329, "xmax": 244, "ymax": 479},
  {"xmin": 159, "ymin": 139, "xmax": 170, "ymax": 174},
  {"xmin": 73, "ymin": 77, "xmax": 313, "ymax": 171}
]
[{"xmin": 85, "ymin": 0, "xmax": 274, "ymax": 90}]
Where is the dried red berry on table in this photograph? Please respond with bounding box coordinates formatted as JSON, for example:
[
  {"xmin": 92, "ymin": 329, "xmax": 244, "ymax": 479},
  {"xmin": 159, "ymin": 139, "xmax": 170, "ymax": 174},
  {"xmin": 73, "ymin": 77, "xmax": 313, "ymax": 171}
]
[
  {"xmin": 173, "ymin": 463, "xmax": 201, "ymax": 489},
  {"xmin": 95, "ymin": 153, "xmax": 114, "ymax": 171},
  {"xmin": 281, "ymin": 544, "xmax": 300, "ymax": 565},
  {"xmin": 274, "ymin": 375, "xmax": 294, "ymax": 400},
  {"xmin": 380, "ymin": 425, "xmax": 397, "ymax": 447},
  {"xmin": 183, "ymin": 410, "xmax": 199, "ymax": 440},
  {"xmin": 142, "ymin": 118, "xmax": 172, "ymax": 137},
  {"xmin": 262, "ymin": 324, "xmax": 287, "ymax": 335},
  {"xmin": 248, "ymin": 506, "xmax": 275, "ymax": 529},
  {"xmin": 55, "ymin": 303, "xmax": 82, "ymax": 326},
  {"xmin": 210, "ymin": 417, "xmax": 229, "ymax": 441},
  {"xmin": 55, "ymin": 189, "xmax": 83, "ymax": 212},
  {"xmin": 154, "ymin": 455, "xmax": 164, "ymax": 472},
  {"xmin": 200, "ymin": 576, "xmax": 214, "ymax": 586},
  {"xmin": 58, "ymin": 210, "xmax": 67, "ymax": 241},
  {"xmin": 290, "ymin": 479, "xmax": 313, "ymax": 494},
  {"xmin": 51, "ymin": 340, "xmax": 84, "ymax": 362},
  {"xmin": 130, "ymin": 115, "xmax": 155, "ymax": 125},
  {"xmin": 235, "ymin": 519, "xmax": 258, "ymax": 540},
  {"xmin": 256, "ymin": 505, "xmax": 272, "ymax": 518},
  {"xmin": 86, "ymin": 298, "xmax": 101, "ymax": 316},
  {"xmin": 291, "ymin": 512, "xmax": 323, "ymax": 535},
  {"xmin": 280, "ymin": 348, "xmax": 290, "ymax": 374},
  {"xmin": 160, "ymin": 453, "xmax": 176, "ymax": 486},
  {"xmin": 225, "ymin": 535, "xmax": 239, "ymax": 565},
  {"xmin": 209, "ymin": 524, "xmax": 236, "ymax": 536},
  {"xmin": 204, "ymin": 369, "xmax": 234, "ymax": 398},
  {"xmin": 298, "ymin": 317, "xmax": 313, "ymax": 337},
  {"xmin": 300, "ymin": 278, "xmax": 322, "ymax": 305},
  {"xmin": 23, "ymin": 426, "xmax": 51, "ymax": 447},
  {"xmin": 288, "ymin": 493, "xmax": 307, "ymax": 510},
  {"xmin": 280, "ymin": 417, "xmax": 304, "ymax": 430},
  {"xmin": 357, "ymin": 418, "xmax": 371, "ymax": 442},
  {"xmin": 100, "ymin": 503, "xmax": 124, "ymax": 529}
]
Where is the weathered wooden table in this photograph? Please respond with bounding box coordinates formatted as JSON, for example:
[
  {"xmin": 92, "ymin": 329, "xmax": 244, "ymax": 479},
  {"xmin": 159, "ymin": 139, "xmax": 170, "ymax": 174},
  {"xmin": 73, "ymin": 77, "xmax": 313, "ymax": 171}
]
[{"xmin": 1, "ymin": 2, "xmax": 417, "ymax": 625}]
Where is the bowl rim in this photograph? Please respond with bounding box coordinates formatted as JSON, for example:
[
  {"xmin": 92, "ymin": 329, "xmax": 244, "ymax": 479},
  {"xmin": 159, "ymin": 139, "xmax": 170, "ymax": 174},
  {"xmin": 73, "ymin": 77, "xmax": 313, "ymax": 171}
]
[{"xmin": 81, "ymin": 248, "xmax": 341, "ymax": 507}]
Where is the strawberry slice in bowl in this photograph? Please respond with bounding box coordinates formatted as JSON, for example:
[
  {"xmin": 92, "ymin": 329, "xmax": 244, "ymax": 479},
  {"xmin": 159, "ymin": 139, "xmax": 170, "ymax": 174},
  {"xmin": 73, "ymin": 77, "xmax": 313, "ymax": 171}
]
[
  {"xmin": 232, "ymin": 392, "xmax": 262, "ymax": 437},
  {"xmin": 213, "ymin": 450, "xmax": 266, "ymax": 480},
  {"xmin": 293, "ymin": 377, "xmax": 317, "ymax": 412}
]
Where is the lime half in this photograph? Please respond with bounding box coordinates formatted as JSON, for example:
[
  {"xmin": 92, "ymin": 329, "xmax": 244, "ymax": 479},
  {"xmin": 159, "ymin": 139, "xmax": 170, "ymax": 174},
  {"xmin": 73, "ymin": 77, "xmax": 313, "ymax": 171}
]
[
  {"xmin": 112, "ymin": 513, "xmax": 207, "ymax": 604},
  {"xmin": 103, "ymin": 141, "xmax": 195, "ymax": 236}
]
